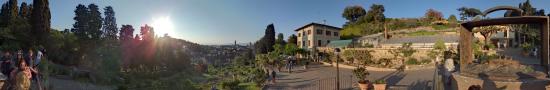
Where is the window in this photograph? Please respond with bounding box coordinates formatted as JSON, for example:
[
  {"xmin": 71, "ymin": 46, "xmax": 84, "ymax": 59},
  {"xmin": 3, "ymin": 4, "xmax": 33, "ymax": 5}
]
[
  {"xmin": 316, "ymin": 29, "xmax": 323, "ymax": 34},
  {"xmin": 327, "ymin": 40, "xmax": 330, "ymax": 44},
  {"xmin": 333, "ymin": 32, "xmax": 339, "ymax": 36},
  {"xmin": 302, "ymin": 41, "xmax": 306, "ymax": 47},
  {"xmin": 298, "ymin": 32, "xmax": 301, "ymax": 37},
  {"xmin": 308, "ymin": 40, "xmax": 311, "ymax": 47},
  {"xmin": 307, "ymin": 30, "xmax": 311, "ymax": 35},
  {"xmin": 318, "ymin": 40, "xmax": 322, "ymax": 46},
  {"xmin": 326, "ymin": 31, "xmax": 331, "ymax": 36}
]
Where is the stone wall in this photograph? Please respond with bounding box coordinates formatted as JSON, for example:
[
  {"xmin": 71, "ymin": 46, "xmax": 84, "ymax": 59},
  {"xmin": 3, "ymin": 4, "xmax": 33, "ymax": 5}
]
[
  {"xmin": 452, "ymin": 73, "xmax": 550, "ymax": 90},
  {"xmin": 345, "ymin": 48, "xmax": 434, "ymax": 61}
]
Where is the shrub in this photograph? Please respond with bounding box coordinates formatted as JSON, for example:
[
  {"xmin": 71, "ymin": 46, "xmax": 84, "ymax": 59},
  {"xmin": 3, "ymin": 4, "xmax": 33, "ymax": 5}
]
[
  {"xmin": 353, "ymin": 67, "xmax": 369, "ymax": 83},
  {"xmin": 520, "ymin": 43, "xmax": 533, "ymax": 51},
  {"xmin": 523, "ymin": 66, "xmax": 535, "ymax": 73},
  {"xmin": 432, "ymin": 24, "xmax": 449, "ymax": 30},
  {"xmin": 406, "ymin": 58, "xmax": 419, "ymax": 65},
  {"xmin": 421, "ymin": 59, "xmax": 431, "ymax": 64},
  {"xmin": 374, "ymin": 79, "xmax": 386, "ymax": 84}
]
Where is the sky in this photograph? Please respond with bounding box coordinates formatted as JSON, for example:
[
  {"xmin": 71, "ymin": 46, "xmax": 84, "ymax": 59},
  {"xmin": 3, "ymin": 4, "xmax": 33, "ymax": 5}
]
[{"xmin": 8, "ymin": 0, "xmax": 550, "ymax": 45}]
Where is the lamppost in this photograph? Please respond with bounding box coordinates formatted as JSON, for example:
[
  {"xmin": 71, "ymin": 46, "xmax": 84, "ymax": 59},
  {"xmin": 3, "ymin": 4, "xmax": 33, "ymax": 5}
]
[{"xmin": 334, "ymin": 48, "xmax": 341, "ymax": 90}]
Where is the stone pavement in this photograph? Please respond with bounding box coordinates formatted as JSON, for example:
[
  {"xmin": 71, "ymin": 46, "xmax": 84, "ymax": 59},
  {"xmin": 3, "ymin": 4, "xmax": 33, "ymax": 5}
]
[{"xmin": 264, "ymin": 63, "xmax": 435, "ymax": 90}]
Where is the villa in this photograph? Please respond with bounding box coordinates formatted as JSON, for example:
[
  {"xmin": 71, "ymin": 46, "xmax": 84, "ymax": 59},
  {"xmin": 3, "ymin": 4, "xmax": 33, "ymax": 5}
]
[{"xmin": 295, "ymin": 23, "xmax": 342, "ymax": 50}]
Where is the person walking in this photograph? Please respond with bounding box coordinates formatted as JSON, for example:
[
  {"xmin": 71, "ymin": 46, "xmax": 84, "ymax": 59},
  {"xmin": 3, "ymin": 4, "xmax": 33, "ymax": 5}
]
[
  {"xmin": 271, "ymin": 70, "xmax": 276, "ymax": 84},
  {"xmin": 15, "ymin": 59, "xmax": 31, "ymax": 90}
]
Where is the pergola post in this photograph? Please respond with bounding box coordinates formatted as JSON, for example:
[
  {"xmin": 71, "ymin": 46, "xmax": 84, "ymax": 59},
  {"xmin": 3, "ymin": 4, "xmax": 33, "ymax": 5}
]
[
  {"xmin": 542, "ymin": 18, "xmax": 549, "ymax": 73},
  {"xmin": 459, "ymin": 26, "xmax": 474, "ymax": 72}
]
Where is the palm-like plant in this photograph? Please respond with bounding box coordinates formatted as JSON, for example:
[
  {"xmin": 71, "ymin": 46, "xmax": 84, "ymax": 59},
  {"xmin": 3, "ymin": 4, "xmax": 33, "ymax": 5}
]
[{"xmin": 353, "ymin": 67, "xmax": 369, "ymax": 83}]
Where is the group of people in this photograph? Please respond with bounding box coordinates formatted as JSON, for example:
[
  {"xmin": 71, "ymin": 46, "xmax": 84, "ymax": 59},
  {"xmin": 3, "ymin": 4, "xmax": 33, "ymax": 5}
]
[{"xmin": 0, "ymin": 48, "xmax": 43, "ymax": 90}]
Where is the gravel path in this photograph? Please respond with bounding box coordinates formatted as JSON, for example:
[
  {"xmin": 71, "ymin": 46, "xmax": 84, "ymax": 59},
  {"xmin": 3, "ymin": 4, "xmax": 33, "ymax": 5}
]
[
  {"xmin": 47, "ymin": 77, "xmax": 114, "ymax": 90},
  {"xmin": 264, "ymin": 63, "xmax": 435, "ymax": 90}
]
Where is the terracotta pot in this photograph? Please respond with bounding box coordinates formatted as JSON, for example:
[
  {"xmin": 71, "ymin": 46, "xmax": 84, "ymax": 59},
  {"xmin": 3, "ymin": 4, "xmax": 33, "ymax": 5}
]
[
  {"xmin": 521, "ymin": 51, "xmax": 529, "ymax": 56},
  {"xmin": 358, "ymin": 82, "xmax": 369, "ymax": 90},
  {"xmin": 374, "ymin": 84, "xmax": 386, "ymax": 90}
]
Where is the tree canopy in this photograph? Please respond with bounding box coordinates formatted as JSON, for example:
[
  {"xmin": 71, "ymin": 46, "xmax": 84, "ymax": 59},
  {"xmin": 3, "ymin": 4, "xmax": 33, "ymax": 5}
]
[
  {"xmin": 342, "ymin": 5, "xmax": 366, "ymax": 24},
  {"xmin": 424, "ymin": 8, "xmax": 443, "ymax": 22},
  {"xmin": 457, "ymin": 7, "xmax": 481, "ymax": 21}
]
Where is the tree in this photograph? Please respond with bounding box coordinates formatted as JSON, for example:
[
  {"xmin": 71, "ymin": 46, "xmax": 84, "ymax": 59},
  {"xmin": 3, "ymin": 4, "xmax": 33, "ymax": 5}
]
[
  {"xmin": 275, "ymin": 33, "xmax": 286, "ymax": 45},
  {"xmin": 342, "ymin": 5, "xmax": 366, "ymax": 23},
  {"xmin": 283, "ymin": 44, "xmax": 298, "ymax": 55},
  {"xmin": 340, "ymin": 4, "xmax": 385, "ymax": 39},
  {"xmin": 102, "ymin": 6, "xmax": 117, "ymax": 40},
  {"xmin": 424, "ymin": 8, "xmax": 443, "ymax": 22},
  {"xmin": 254, "ymin": 24, "xmax": 276, "ymax": 54},
  {"xmin": 457, "ymin": 7, "xmax": 481, "ymax": 21},
  {"xmin": 140, "ymin": 24, "xmax": 155, "ymax": 41},
  {"xmin": 448, "ymin": 14, "xmax": 458, "ymax": 23},
  {"xmin": 119, "ymin": 25, "xmax": 134, "ymax": 42},
  {"xmin": 4, "ymin": 0, "xmax": 18, "ymax": 25},
  {"xmin": 362, "ymin": 4, "xmax": 385, "ymax": 23},
  {"xmin": 19, "ymin": 2, "xmax": 31, "ymax": 19},
  {"xmin": 30, "ymin": 0, "xmax": 50, "ymax": 46},
  {"xmin": 87, "ymin": 4, "xmax": 103, "ymax": 40},
  {"xmin": 287, "ymin": 34, "xmax": 297, "ymax": 45},
  {"xmin": 473, "ymin": 25, "xmax": 507, "ymax": 43},
  {"xmin": 71, "ymin": 4, "xmax": 89, "ymax": 40}
]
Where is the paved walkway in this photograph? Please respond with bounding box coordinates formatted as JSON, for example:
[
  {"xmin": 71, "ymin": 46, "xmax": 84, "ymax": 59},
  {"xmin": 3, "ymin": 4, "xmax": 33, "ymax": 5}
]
[{"xmin": 264, "ymin": 63, "xmax": 435, "ymax": 90}]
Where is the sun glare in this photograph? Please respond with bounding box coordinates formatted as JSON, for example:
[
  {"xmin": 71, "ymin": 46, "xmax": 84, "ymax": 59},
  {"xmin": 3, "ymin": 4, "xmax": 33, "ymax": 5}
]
[{"xmin": 151, "ymin": 16, "xmax": 175, "ymax": 37}]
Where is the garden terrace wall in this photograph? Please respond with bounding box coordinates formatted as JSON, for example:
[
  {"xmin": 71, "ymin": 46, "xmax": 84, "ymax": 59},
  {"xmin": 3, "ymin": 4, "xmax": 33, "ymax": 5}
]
[{"xmin": 344, "ymin": 48, "xmax": 434, "ymax": 65}]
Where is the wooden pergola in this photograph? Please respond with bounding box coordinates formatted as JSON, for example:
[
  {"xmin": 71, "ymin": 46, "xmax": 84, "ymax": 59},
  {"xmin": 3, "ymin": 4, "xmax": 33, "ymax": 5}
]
[{"xmin": 460, "ymin": 16, "xmax": 550, "ymax": 73}]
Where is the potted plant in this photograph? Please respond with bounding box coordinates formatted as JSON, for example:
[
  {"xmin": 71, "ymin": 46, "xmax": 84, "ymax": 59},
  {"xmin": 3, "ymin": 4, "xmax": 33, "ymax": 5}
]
[
  {"xmin": 353, "ymin": 67, "xmax": 370, "ymax": 90},
  {"xmin": 373, "ymin": 79, "xmax": 386, "ymax": 90},
  {"xmin": 520, "ymin": 43, "xmax": 532, "ymax": 56}
]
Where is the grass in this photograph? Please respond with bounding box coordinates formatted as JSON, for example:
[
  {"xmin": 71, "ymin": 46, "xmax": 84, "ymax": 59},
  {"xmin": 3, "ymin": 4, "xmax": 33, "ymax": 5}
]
[
  {"xmin": 407, "ymin": 30, "xmax": 437, "ymax": 36},
  {"xmin": 432, "ymin": 25, "xmax": 450, "ymax": 30}
]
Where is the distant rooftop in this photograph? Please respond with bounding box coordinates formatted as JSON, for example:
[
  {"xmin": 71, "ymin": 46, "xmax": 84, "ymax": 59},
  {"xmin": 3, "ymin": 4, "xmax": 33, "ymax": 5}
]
[
  {"xmin": 380, "ymin": 35, "xmax": 459, "ymax": 44},
  {"xmin": 294, "ymin": 23, "xmax": 342, "ymax": 31}
]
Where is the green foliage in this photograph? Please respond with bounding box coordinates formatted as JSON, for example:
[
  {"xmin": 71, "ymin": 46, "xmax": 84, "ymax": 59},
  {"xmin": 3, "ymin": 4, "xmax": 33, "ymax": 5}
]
[
  {"xmin": 400, "ymin": 43, "xmax": 416, "ymax": 58},
  {"xmin": 405, "ymin": 58, "xmax": 419, "ymax": 65},
  {"xmin": 219, "ymin": 79, "xmax": 240, "ymax": 90},
  {"xmin": 448, "ymin": 14, "xmax": 458, "ymax": 23},
  {"xmin": 523, "ymin": 66, "xmax": 535, "ymax": 73},
  {"xmin": 255, "ymin": 24, "xmax": 276, "ymax": 54},
  {"xmin": 342, "ymin": 49, "xmax": 374, "ymax": 66},
  {"xmin": 352, "ymin": 67, "xmax": 369, "ymax": 82},
  {"xmin": 341, "ymin": 22, "xmax": 384, "ymax": 39},
  {"xmin": 340, "ymin": 4, "xmax": 385, "ymax": 39},
  {"xmin": 428, "ymin": 39, "xmax": 446, "ymax": 60},
  {"xmin": 342, "ymin": 5, "xmax": 366, "ymax": 23},
  {"xmin": 102, "ymin": 6, "xmax": 118, "ymax": 40},
  {"xmin": 407, "ymin": 30, "xmax": 437, "ymax": 36},
  {"xmin": 434, "ymin": 40, "xmax": 446, "ymax": 50},
  {"xmin": 477, "ymin": 54, "xmax": 498, "ymax": 64},
  {"xmin": 424, "ymin": 8, "xmax": 443, "ymax": 22},
  {"xmin": 275, "ymin": 33, "xmax": 286, "ymax": 45},
  {"xmin": 374, "ymin": 79, "xmax": 386, "ymax": 84},
  {"xmin": 431, "ymin": 24, "xmax": 450, "ymax": 30},
  {"xmin": 520, "ymin": 43, "xmax": 533, "ymax": 51},
  {"xmin": 484, "ymin": 43, "xmax": 496, "ymax": 50},
  {"xmin": 457, "ymin": 7, "xmax": 481, "ymax": 21},
  {"xmin": 287, "ymin": 34, "xmax": 297, "ymax": 45},
  {"xmin": 283, "ymin": 44, "xmax": 299, "ymax": 55},
  {"xmin": 420, "ymin": 59, "xmax": 431, "ymax": 64}
]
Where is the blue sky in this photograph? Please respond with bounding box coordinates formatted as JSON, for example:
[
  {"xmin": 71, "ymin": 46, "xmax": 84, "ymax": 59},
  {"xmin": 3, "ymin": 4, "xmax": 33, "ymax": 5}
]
[{"xmin": 9, "ymin": 0, "xmax": 550, "ymax": 45}]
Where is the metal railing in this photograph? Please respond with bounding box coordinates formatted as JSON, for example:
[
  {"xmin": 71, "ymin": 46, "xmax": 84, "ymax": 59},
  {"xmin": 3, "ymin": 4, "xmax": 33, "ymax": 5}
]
[{"xmin": 285, "ymin": 75, "xmax": 356, "ymax": 90}]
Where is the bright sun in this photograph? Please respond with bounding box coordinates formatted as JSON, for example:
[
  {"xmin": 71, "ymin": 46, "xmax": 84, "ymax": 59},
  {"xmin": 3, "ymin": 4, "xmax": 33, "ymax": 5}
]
[{"xmin": 151, "ymin": 16, "xmax": 174, "ymax": 37}]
